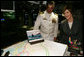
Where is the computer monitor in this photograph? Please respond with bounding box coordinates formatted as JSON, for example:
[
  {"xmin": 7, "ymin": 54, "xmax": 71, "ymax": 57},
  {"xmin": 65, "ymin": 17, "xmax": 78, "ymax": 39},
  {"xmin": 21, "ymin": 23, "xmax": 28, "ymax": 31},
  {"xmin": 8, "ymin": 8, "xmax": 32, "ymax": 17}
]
[{"xmin": 26, "ymin": 30, "xmax": 44, "ymax": 44}]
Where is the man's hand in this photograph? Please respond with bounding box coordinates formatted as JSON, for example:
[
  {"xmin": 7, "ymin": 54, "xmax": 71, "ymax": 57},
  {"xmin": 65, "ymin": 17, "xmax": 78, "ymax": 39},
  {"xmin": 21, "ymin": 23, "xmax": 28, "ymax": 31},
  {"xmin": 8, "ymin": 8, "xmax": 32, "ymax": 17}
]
[{"xmin": 54, "ymin": 37, "xmax": 57, "ymax": 42}]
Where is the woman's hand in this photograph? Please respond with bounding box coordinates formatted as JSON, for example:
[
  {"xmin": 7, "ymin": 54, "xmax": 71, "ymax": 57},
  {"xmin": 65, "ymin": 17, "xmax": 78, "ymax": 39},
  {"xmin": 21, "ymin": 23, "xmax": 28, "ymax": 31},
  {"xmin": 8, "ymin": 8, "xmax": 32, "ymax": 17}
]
[
  {"xmin": 69, "ymin": 37, "xmax": 73, "ymax": 44},
  {"xmin": 69, "ymin": 37, "xmax": 71, "ymax": 41},
  {"xmin": 74, "ymin": 39, "xmax": 77, "ymax": 44}
]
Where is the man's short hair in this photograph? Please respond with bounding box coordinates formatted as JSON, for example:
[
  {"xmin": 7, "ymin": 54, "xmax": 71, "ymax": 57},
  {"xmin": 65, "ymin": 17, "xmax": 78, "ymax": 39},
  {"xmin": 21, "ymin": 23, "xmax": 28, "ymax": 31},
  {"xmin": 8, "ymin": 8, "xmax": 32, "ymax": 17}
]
[{"xmin": 46, "ymin": 1, "xmax": 55, "ymax": 8}]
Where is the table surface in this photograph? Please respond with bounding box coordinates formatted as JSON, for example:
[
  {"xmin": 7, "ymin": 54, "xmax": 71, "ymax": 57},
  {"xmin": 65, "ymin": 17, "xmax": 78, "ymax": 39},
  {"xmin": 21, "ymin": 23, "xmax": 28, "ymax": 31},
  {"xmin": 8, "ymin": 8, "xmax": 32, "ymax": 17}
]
[{"xmin": 2, "ymin": 40, "xmax": 68, "ymax": 56}]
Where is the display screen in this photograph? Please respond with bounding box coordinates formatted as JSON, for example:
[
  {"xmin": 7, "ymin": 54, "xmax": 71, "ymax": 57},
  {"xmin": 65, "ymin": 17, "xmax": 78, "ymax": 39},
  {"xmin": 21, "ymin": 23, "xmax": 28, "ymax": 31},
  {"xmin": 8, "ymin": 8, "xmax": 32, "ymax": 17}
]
[{"xmin": 2, "ymin": 11, "xmax": 15, "ymax": 20}]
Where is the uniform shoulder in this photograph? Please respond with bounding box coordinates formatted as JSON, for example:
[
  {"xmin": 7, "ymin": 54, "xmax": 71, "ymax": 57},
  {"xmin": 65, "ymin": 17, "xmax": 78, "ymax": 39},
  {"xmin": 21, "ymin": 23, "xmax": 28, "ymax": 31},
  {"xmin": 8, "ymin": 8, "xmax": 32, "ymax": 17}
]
[
  {"xmin": 54, "ymin": 13, "xmax": 58, "ymax": 16},
  {"xmin": 38, "ymin": 11, "xmax": 44, "ymax": 16}
]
